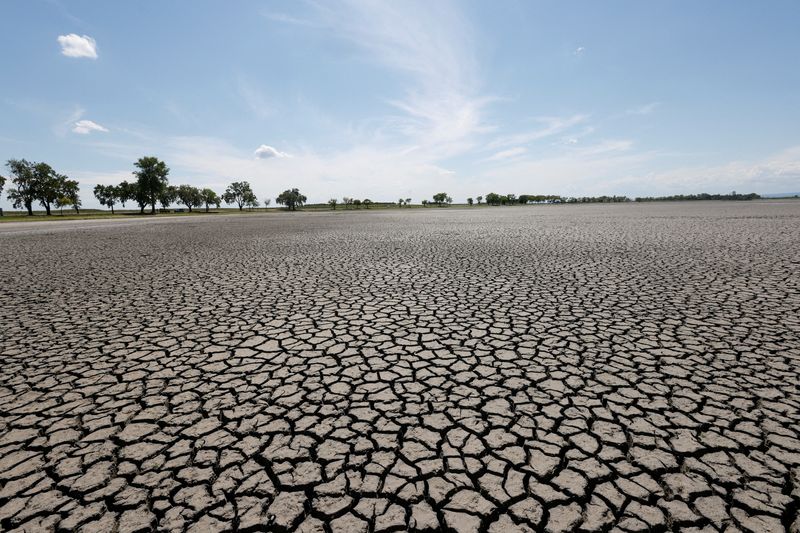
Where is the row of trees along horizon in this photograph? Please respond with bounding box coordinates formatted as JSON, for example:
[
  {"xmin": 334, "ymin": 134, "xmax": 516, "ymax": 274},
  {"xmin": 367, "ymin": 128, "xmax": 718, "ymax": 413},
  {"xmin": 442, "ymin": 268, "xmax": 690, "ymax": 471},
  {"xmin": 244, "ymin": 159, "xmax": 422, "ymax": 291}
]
[{"xmin": 1, "ymin": 157, "xmax": 763, "ymax": 216}]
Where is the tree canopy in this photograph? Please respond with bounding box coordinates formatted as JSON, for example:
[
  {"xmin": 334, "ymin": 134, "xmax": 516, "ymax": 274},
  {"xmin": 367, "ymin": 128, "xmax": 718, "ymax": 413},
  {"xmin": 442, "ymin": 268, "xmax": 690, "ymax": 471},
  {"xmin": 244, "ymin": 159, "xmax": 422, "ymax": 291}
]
[
  {"xmin": 200, "ymin": 188, "xmax": 221, "ymax": 212},
  {"xmin": 276, "ymin": 188, "xmax": 307, "ymax": 210},
  {"xmin": 177, "ymin": 185, "xmax": 203, "ymax": 212},
  {"xmin": 133, "ymin": 156, "xmax": 170, "ymax": 214},
  {"xmin": 223, "ymin": 181, "xmax": 257, "ymax": 211}
]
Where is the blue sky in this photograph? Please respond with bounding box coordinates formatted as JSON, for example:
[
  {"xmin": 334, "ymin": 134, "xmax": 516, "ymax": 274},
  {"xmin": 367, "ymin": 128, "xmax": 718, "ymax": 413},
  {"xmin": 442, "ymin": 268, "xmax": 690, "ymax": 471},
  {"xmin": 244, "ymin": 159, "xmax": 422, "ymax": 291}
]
[{"xmin": 2, "ymin": 0, "xmax": 799, "ymax": 209}]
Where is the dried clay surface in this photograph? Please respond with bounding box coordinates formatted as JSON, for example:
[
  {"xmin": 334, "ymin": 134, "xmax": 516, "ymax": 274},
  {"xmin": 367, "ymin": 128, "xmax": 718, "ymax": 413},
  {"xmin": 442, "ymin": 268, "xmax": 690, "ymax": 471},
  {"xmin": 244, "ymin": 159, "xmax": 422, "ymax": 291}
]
[{"xmin": 0, "ymin": 201, "xmax": 798, "ymax": 532}]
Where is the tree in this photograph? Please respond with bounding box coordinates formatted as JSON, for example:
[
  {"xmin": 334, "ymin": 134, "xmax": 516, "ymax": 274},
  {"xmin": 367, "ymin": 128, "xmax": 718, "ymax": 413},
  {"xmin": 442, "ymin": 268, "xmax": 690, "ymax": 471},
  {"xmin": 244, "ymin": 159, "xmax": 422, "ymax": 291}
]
[
  {"xmin": 276, "ymin": 188, "xmax": 307, "ymax": 210},
  {"xmin": 405, "ymin": 198, "xmax": 411, "ymax": 206},
  {"xmin": 398, "ymin": 198, "xmax": 404, "ymax": 207},
  {"xmin": 223, "ymin": 181, "xmax": 256, "ymax": 211},
  {"xmin": 329, "ymin": 198, "xmax": 338, "ymax": 210},
  {"xmin": 421, "ymin": 199, "xmax": 428, "ymax": 206},
  {"xmin": 0, "ymin": 174, "xmax": 5, "ymax": 196},
  {"xmin": 117, "ymin": 181, "xmax": 136, "ymax": 208},
  {"xmin": 159, "ymin": 185, "xmax": 178, "ymax": 210},
  {"xmin": 56, "ymin": 179, "xmax": 81, "ymax": 214},
  {"xmin": 476, "ymin": 195, "xmax": 483, "ymax": 205},
  {"xmin": 263, "ymin": 198, "xmax": 271, "ymax": 208},
  {"xmin": 133, "ymin": 157, "xmax": 170, "ymax": 214},
  {"xmin": 200, "ymin": 188, "xmax": 221, "ymax": 212},
  {"xmin": 177, "ymin": 184, "xmax": 203, "ymax": 212},
  {"xmin": 485, "ymin": 192, "xmax": 501, "ymax": 205},
  {"xmin": 363, "ymin": 198, "xmax": 372, "ymax": 208},
  {"xmin": 246, "ymin": 197, "xmax": 260, "ymax": 211},
  {"xmin": 4, "ymin": 159, "xmax": 36, "ymax": 215},
  {"xmin": 432, "ymin": 192, "xmax": 452, "ymax": 206},
  {"xmin": 353, "ymin": 199, "xmax": 362, "ymax": 208},
  {"xmin": 31, "ymin": 163, "xmax": 66, "ymax": 215},
  {"xmin": 343, "ymin": 197, "xmax": 353, "ymax": 209},
  {"xmin": 467, "ymin": 197, "xmax": 474, "ymax": 205},
  {"xmin": 94, "ymin": 184, "xmax": 118, "ymax": 214}
]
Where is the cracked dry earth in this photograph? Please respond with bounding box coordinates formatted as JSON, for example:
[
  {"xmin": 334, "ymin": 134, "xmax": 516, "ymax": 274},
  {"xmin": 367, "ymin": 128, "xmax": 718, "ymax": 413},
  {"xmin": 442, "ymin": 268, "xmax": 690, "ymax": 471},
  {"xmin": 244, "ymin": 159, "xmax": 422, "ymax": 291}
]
[{"xmin": 0, "ymin": 201, "xmax": 799, "ymax": 533}]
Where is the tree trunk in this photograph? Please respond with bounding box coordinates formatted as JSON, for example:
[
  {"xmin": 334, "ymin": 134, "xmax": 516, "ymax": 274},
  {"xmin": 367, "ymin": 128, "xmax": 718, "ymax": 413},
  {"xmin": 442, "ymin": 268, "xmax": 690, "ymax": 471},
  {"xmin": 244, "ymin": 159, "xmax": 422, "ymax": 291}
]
[
  {"xmin": 239, "ymin": 204, "xmax": 243, "ymax": 211},
  {"xmin": 151, "ymin": 203, "xmax": 156, "ymax": 214},
  {"xmin": 188, "ymin": 206, "xmax": 192, "ymax": 212},
  {"xmin": 111, "ymin": 205, "xmax": 115, "ymax": 214},
  {"xmin": 26, "ymin": 201, "xmax": 33, "ymax": 216},
  {"xmin": 45, "ymin": 203, "xmax": 51, "ymax": 215}
]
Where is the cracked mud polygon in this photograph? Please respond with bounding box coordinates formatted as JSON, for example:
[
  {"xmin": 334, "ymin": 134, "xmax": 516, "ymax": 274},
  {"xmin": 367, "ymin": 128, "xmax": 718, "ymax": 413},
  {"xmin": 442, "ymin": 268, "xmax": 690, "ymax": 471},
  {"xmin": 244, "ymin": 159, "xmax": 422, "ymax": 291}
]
[{"xmin": 1, "ymin": 202, "xmax": 798, "ymax": 532}]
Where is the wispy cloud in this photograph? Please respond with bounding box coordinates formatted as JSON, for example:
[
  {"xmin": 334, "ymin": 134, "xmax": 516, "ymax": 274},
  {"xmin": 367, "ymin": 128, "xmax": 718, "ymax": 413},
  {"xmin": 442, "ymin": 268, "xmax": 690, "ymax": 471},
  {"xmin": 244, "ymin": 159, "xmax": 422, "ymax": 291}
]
[
  {"xmin": 237, "ymin": 77, "xmax": 273, "ymax": 120},
  {"xmin": 574, "ymin": 46, "xmax": 585, "ymax": 56},
  {"xmin": 626, "ymin": 102, "xmax": 660, "ymax": 116},
  {"xmin": 72, "ymin": 119, "xmax": 108, "ymax": 134},
  {"xmin": 485, "ymin": 147, "xmax": 527, "ymax": 161},
  {"xmin": 487, "ymin": 114, "xmax": 589, "ymax": 150},
  {"xmin": 57, "ymin": 34, "xmax": 97, "ymax": 59}
]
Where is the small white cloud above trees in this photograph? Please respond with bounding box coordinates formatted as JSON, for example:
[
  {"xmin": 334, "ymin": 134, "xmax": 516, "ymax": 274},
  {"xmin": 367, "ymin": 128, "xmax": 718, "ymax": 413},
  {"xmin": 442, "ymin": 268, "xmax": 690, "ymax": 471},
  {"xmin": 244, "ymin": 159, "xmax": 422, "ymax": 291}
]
[
  {"xmin": 254, "ymin": 144, "xmax": 289, "ymax": 159},
  {"xmin": 72, "ymin": 120, "xmax": 108, "ymax": 134},
  {"xmin": 58, "ymin": 34, "xmax": 98, "ymax": 59}
]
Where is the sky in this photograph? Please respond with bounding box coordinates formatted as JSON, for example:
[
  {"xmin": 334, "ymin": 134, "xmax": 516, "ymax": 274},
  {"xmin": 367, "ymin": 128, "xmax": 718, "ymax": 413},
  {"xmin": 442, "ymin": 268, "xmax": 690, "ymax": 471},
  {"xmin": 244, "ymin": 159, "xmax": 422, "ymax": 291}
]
[{"xmin": 1, "ymin": 0, "xmax": 799, "ymax": 209}]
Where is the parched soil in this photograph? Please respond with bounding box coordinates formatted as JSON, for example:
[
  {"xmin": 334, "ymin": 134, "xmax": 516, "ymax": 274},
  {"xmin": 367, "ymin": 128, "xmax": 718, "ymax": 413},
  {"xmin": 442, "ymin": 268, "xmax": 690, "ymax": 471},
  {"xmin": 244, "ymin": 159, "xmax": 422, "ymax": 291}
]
[{"xmin": 0, "ymin": 201, "xmax": 798, "ymax": 532}]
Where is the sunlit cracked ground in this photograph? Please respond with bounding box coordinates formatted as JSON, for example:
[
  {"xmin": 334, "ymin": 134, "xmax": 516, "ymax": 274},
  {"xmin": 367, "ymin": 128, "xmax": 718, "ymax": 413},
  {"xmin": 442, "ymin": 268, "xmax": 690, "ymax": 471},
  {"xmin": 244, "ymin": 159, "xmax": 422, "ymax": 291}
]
[{"xmin": 1, "ymin": 201, "xmax": 799, "ymax": 533}]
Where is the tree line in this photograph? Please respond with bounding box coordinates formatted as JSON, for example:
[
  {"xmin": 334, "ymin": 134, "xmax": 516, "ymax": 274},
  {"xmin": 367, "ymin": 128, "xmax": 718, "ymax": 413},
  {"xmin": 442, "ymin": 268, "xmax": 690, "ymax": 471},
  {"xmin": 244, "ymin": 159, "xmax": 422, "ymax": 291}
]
[
  {"xmin": 0, "ymin": 159, "xmax": 81, "ymax": 215},
  {"xmin": 1, "ymin": 158, "xmax": 765, "ymax": 216},
  {"xmin": 1, "ymin": 157, "xmax": 315, "ymax": 215}
]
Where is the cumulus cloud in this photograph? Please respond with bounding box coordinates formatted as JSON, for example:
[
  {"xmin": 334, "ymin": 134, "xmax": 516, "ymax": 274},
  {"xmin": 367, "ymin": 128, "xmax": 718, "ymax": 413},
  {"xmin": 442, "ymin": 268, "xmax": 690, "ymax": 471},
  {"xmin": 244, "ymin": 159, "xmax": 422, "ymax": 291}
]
[
  {"xmin": 57, "ymin": 34, "xmax": 98, "ymax": 59},
  {"xmin": 72, "ymin": 120, "xmax": 108, "ymax": 134},
  {"xmin": 254, "ymin": 144, "xmax": 289, "ymax": 159},
  {"xmin": 574, "ymin": 46, "xmax": 585, "ymax": 55}
]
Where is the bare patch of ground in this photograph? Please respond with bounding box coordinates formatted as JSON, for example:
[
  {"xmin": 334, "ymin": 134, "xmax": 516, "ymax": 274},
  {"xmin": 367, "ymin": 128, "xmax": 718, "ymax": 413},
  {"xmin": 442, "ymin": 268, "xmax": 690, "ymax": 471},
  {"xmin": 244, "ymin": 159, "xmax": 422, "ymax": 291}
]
[{"xmin": 1, "ymin": 201, "xmax": 798, "ymax": 531}]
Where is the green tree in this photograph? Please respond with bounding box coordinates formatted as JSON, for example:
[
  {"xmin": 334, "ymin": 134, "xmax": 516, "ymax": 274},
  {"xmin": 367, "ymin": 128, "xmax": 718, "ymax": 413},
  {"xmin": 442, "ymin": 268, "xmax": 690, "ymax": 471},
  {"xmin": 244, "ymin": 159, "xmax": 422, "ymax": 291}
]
[
  {"xmin": 30, "ymin": 163, "xmax": 67, "ymax": 215},
  {"xmin": 0, "ymin": 174, "xmax": 5, "ymax": 197},
  {"xmin": 353, "ymin": 198, "xmax": 362, "ymax": 208},
  {"xmin": 56, "ymin": 179, "xmax": 81, "ymax": 214},
  {"xmin": 4, "ymin": 159, "xmax": 37, "ymax": 215},
  {"xmin": 485, "ymin": 192, "xmax": 501, "ymax": 205},
  {"xmin": 476, "ymin": 195, "xmax": 483, "ymax": 205},
  {"xmin": 117, "ymin": 181, "xmax": 136, "ymax": 208},
  {"xmin": 200, "ymin": 188, "xmax": 221, "ymax": 212},
  {"xmin": 363, "ymin": 198, "xmax": 372, "ymax": 208},
  {"xmin": 133, "ymin": 157, "xmax": 169, "ymax": 214},
  {"xmin": 432, "ymin": 192, "xmax": 452, "ymax": 206},
  {"xmin": 397, "ymin": 198, "xmax": 404, "ymax": 207},
  {"xmin": 246, "ymin": 197, "xmax": 260, "ymax": 210},
  {"xmin": 159, "ymin": 185, "xmax": 178, "ymax": 210},
  {"xmin": 342, "ymin": 197, "xmax": 353, "ymax": 209},
  {"xmin": 276, "ymin": 188, "xmax": 307, "ymax": 210},
  {"xmin": 223, "ymin": 181, "xmax": 256, "ymax": 211},
  {"xmin": 467, "ymin": 197, "xmax": 474, "ymax": 205},
  {"xmin": 177, "ymin": 184, "xmax": 203, "ymax": 212},
  {"xmin": 328, "ymin": 198, "xmax": 338, "ymax": 210},
  {"xmin": 94, "ymin": 184, "xmax": 118, "ymax": 214},
  {"xmin": 405, "ymin": 198, "xmax": 411, "ymax": 206}
]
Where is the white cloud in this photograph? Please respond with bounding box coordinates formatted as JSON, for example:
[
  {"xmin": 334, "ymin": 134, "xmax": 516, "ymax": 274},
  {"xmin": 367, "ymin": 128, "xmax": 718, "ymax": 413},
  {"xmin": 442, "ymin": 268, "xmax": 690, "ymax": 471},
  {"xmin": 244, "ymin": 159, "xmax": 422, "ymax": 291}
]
[
  {"xmin": 574, "ymin": 46, "xmax": 585, "ymax": 55},
  {"xmin": 72, "ymin": 119, "xmax": 108, "ymax": 134},
  {"xmin": 57, "ymin": 34, "xmax": 97, "ymax": 59},
  {"xmin": 487, "ymin": 114, "xmax": 589, "ymax": 150},
  {"xmin": 486, "ymin": 147, "xmax": 527, "ymax": 161},
  {"xmin": 254, "ymin": 144, "xmax": 289, "ymax": 159}
]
